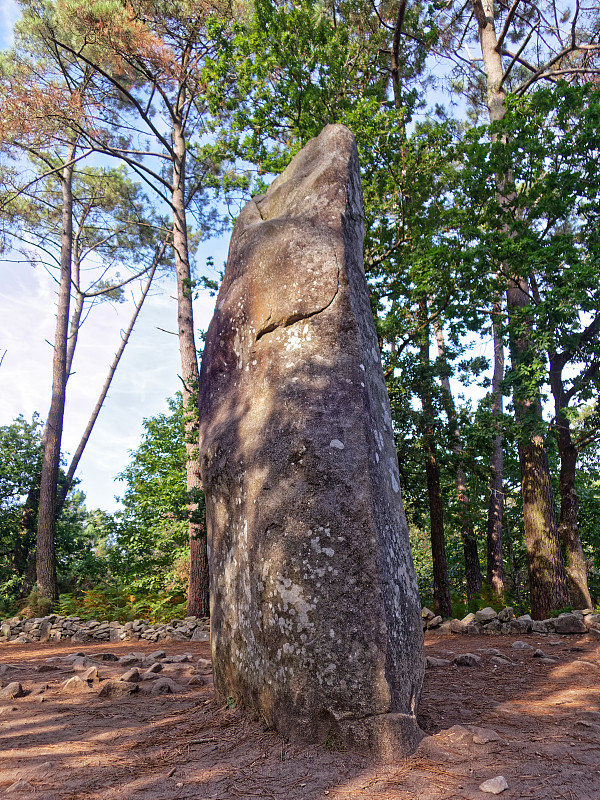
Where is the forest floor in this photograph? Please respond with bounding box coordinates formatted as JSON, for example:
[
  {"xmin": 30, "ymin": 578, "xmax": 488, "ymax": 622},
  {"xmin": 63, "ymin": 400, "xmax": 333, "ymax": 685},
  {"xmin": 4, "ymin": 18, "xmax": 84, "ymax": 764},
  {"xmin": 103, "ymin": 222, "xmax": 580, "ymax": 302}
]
[{"xmin": 0, "ymin": 631, "xmax": 599, "ymax": 800}]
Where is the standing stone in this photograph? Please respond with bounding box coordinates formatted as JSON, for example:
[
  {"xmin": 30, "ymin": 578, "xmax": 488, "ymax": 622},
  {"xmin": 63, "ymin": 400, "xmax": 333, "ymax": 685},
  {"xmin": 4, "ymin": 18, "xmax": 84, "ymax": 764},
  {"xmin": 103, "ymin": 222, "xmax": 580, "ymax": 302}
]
[{"xmin": 198, "ymin": 124, "xmax": 424, "ymax": 756}]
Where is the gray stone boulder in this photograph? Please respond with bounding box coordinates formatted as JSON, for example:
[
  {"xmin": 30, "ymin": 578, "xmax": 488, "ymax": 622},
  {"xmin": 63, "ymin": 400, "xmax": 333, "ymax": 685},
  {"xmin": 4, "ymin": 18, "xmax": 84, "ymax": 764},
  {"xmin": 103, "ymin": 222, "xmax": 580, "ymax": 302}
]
[
  {"xmin": 554, "ymin": 613, "xmax": 588, "ymax": 634},
  {"xmin": 453, "ymin": 653, "xmax": 481, "ymax": 667},
  {"xmin": 497, "ymin": 607, "xmax": 513, "ymax": 622},
  {"xmin": 474, "ymin": 607, "xmax": 497, "ymax": 624},
  {"xmin": 0, "ymin": 682, "xmax": 24, "ymax": 699},
  {"xmin": 198, "ymin": 124, "xmax": 424, "ymax": 757},
  {"xmin": 98, "ymin": 680, "xmax": 139, "ymax": 698}
]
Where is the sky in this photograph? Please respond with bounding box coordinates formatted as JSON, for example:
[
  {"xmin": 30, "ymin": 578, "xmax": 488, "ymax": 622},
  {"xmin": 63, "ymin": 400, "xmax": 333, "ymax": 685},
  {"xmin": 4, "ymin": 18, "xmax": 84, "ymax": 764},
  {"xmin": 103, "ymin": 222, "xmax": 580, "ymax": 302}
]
[
  {"xmin": 0, "ymin": 240, "xmax": 228, "ymax": 512},
  {"xmin": 0, "ymin": 3, "xmax": 232, "ymax": 513}
]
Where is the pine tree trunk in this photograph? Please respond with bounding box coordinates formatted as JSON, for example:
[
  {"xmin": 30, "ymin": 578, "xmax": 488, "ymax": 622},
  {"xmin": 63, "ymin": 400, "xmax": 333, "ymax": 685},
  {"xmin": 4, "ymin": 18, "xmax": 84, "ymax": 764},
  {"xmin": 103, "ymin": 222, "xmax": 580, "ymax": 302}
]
[
  {"xmin": 36, "ymin": 143, "xmax": 76, "ymax": 605},
  {"xmin": 172, "ymin": 118, "xmax": 209, "ymax": 618},
  {"xmin": 474, "ymin": 0, "xmax": 569, "ymax": 618},
  {"xmin": 486, "ymin": 301, "xmax": 504, "ymax": 595},
  {"xmin": 556, "ymin": 420, "xmax": 591, "ymax": 609},
  {"xmin": 419, "ymin": 300, "xmax": 452, "ymax": 618},
  {"xmin": 549, "ymin": 353, "xmax": 592, "ymax": 609},
  {"xmin": 507, "ymin": 280, "xmax": 570, "ymax": 619},
  {"xmin": 434, "ymin": 322, "xmax": 482, "ymax": 598}
]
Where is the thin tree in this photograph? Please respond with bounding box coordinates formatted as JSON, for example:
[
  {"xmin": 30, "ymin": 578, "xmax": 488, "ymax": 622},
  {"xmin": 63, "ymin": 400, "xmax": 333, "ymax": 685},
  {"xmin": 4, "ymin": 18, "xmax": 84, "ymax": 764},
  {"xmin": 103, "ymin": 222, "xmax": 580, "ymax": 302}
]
[{"xmin": 46, "ymin": 0, "xmax": 236, "ymax": 616}]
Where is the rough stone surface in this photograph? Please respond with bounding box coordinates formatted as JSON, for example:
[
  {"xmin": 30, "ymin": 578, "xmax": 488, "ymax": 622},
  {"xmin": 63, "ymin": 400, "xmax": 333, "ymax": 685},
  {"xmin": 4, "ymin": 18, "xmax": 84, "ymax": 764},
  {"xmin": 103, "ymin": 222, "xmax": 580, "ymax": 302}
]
[
  {"xmin": 198, "ymin": 124, "xmax": 424, "ymax": 757},
  {"xmin": 0, "ymin": 682, "xmax": 24, "ymax": 699},
  {"xmin": 62, "ymin": 676, "xmax": 91, "ymax": 694},
  {"xmin": 479, "ymin": 775, "xmax": 509, "ymax": 794},
  {"xmin": 97, "ymin": 680, "xmax": 138, "ymax": 698},
  {"xmin": 474, "ymin": 607, "xmax": 497, "ymax": 624},
  {"xmin": 453, "ymin": 653, "xmax": 481, "ymax": 667},
  {"xmin": 554, "ymin": 613, "xmax": 587, "ymax": 634}
]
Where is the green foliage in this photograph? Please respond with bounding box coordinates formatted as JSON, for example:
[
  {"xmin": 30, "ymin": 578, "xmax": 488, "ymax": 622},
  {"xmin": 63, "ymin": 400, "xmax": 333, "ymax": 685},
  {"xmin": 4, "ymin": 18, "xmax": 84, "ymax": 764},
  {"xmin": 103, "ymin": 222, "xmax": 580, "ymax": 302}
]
[{"xmin": 57, "ymin": 586, "xmax": 187, "ymax": 623}]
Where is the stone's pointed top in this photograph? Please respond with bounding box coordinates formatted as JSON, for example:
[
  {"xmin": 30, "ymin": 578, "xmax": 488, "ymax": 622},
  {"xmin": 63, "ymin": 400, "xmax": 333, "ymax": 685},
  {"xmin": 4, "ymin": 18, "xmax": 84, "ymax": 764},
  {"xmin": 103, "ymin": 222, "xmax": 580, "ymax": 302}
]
[{"xmin": 244, "ymin": 124, "xmax": 361, "ymax": 229}]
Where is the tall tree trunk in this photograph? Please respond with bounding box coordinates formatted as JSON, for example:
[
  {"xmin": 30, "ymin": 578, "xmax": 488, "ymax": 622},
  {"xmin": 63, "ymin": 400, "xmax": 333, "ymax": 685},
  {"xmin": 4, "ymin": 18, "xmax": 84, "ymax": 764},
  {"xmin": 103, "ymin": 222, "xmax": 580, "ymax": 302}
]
[
  {"xmin": 172, "ymin": 117, "xmax": 209, "ymax": 618},
  {"xmin": 473, "ymin": 0, "xmax": 569, "ymax": 618},
  {"xmin": 419, "ymin": 299, "xmax": 452, "ymax": 618},
  {"xmin": 486, "ymin": 300, "xmax": 504, "ymax": 595},
  {"xmin": 433, "ymin": 321, "xmax": 482, "ymax": 598},
  {"xmin": 549, "ymin": 354, "xmax": 592, "ymax": 609},
  {"xmin": 36, "ymin": 143, "xmax": 76, "ymax": 605},
  {"xmin": 507, "ymin": 280, "xmax": 570, "ymax": 619}
]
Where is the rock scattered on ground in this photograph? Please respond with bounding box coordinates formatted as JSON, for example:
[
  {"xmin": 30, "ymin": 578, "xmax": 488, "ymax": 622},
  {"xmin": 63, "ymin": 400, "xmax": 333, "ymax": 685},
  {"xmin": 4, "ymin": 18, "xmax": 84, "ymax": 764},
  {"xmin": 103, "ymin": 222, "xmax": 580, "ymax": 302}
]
[{"xmin": 479, "ymin": 775, "xmax": 509, "ymax": 794}]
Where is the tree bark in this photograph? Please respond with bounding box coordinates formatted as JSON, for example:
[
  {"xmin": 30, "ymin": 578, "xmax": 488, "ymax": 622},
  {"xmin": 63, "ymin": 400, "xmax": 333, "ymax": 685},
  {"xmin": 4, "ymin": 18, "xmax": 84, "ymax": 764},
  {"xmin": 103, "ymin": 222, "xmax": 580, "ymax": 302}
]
[
  {"xmin": 419, "ymin": 299, "xmax": 452, "ymax": 618},
  {"xmin": 172, "ymin": 115, "xmax": 209, "ymax": 618},
  {"xmin": 36, "ymin": 142, "xmax": 76, "ymax": 605},
  {"xmin": 486, "ymin": 300, "xmax": 504, "ymax": 595},
  {"xmin": 473, "ymin": 0, "xmax": 569, "ymax": 618},
  {"xmin": 507, "ymin": 279, "xmax": 570, "ymax": 619},
  {"xmin": 433, "ymin": 321, "xmax": 482, "ymax": 598},
  {"xmin": 549, "ymin": 353, "xmax": 592, "ymax": 609}
]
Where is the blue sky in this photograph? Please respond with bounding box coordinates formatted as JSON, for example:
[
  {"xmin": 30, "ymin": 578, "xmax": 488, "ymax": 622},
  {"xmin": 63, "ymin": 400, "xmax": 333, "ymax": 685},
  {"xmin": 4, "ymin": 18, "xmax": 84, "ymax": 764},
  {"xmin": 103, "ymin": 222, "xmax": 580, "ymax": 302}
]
[{"xmin": 0, "ymin": 1, "xmax": 231, "ymax": 512}]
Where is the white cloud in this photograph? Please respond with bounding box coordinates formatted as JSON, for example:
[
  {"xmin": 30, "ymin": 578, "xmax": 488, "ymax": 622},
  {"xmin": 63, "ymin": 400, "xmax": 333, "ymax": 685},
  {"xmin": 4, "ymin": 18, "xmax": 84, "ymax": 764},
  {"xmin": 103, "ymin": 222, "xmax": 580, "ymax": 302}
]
[
  {"xmin": 0, "ymin": 238, "xmax": 227, "ymax": 512},
  {"xmin": 0, "ymin": 0, "xmax": 19, "ymax": 48}
]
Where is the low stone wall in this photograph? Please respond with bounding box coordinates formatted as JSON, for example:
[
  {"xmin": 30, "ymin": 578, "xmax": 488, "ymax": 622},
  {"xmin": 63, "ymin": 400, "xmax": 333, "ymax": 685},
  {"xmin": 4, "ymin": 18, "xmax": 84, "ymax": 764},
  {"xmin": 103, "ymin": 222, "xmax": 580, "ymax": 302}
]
[
  {"xmin": 422, "ymin": 605, "xmax": 600, "ymax": 636},
  {"xmin": 0, "ymin": 614, "xmax": 210, "ymax": 644}
]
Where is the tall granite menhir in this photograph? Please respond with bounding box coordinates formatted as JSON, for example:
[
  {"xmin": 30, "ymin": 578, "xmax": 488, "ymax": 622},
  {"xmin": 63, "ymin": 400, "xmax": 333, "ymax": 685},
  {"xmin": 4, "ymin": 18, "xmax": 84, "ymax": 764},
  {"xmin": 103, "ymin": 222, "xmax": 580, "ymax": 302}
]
[{"xmin": 198, "ymin": 125, "xmax": 424, "ymax": 756}]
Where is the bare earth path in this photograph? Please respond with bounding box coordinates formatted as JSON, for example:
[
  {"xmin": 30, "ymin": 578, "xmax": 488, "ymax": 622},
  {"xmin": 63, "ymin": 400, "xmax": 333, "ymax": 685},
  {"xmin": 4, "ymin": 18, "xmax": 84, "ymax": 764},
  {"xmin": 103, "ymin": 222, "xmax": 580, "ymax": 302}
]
[{"xmin": 1, "ymin": 632, "xmax": 599, "ymax": 799}]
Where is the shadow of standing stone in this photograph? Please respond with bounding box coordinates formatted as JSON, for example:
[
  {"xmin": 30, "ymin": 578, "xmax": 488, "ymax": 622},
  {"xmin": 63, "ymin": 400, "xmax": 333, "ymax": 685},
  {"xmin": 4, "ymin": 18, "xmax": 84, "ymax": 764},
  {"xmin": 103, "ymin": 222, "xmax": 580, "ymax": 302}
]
[{"xmin": 198, "ymin": 124, "xmax": 424, "ymax": 757}]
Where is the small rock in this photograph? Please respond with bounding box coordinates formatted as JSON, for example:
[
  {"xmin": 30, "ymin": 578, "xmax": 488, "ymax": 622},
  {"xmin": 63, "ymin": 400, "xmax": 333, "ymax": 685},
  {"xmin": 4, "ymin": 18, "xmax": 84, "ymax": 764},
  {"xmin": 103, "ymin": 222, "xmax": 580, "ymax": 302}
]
[
  {"xmin": 554, "ymin": 613, "xmax": 587, "ymax": 634},
  {"xmin": 118, "ymin": 655, "xmax": 141, "ymax": 667},
  {"xmin": 148, "ymin": 650, "xmax": 167, "ymax": 661},
  {"xmin": 425, "ymin": 656, "xmax": 451, "ymax": 668},
  {"xmin": 511, "ymin": 640, "xmax": 533, "ymax": 650},
  {"xmin": 466, "ymin": 623, "xmax": 483, "ymax": 635},
  {"xmin": 531, "ymin": 620, "xmax": 549, "ymax": 634},
  {"xmin": 472, "ymin": 727, "xmax": 502, "ymax": 744},
  {"xmin": 170, "ymin": 654, "xmax": 192, "ymax": 663},
  {"xmin": 583, "ymin": 613, "xmax": 600, "ymax": 630},
  {"xmin": 0, "ymin": 682, "xmax": 24, "ymax": 699},
  {"xmin": 450, "ymin": 619, "xmax": 467, "ymax": 634},
  {"xmin": 453, "ymin": 653, "xmax": 481, "ymax": 667},
  {"xmin": 479, "ymin": 776, "xmax": 508, "ymax": 794},
  {"xmin": 151, "ymin": 678, "xmax": 181, "ymax": 695},
  {"xmin": 475, "ymin": 607, "xmax": 498, "ymax": 624},
  {"xmin": 98, "ymin": 680, "xmax": 139, "ymax": 697},
  {"xmin": 188, "ymin": 675, "xmax": 206, "ymax": 686},
  {"xmin": 72, "ymin": 657, "xmax": 94, "ymax": 671},
  {"xmin": 484, "ymin": 648, "xmax": 503, "ymax": 657},
  {"xmin": 497, "ymin": 607, "xmax": 513, "ymax": 622},
  {"xmin": 120, "ymin": 668, "xmax": 141, "ymax": 683},
  {"xmin": 80, "ymin": 666, "xmax": 99, "ymax": 682},
  {"xmin": 190, "ymin": 628, "xmax": 209, "ymax": 642},
  {"xmin": 427, "ymin": 615, "xmax": 442, "ymax": 629},
  {"xmin": 540, "ymin": 657, "xmax": 558, "ymax": 664},
  {"xmin": 96, "ymin": 653, "xmax": 119, "ymax": 661},
  {"xmin": 63, "ymin": 676, "xmax": 91, "ymax": 694},
  {"xmin": 5, "ymin": 781, "xmax": 33, "ymax": 793},
  {"xmin": 490, "ymin": 656, "xmax": 513, "ymax": 666},
  {"xmin": 422, "ymin": 607, "xmax": 435, "ymax": 620},
  {"xmin": 64, "ymin": 652, "xmax": 86, "ymax": 661},
  {"xmin": 461, "ymin": 612, "xmax": 476, "ymax": 625},
  {"xmin": 533, "ymin": 649, "xmax": 546, "ymax": 658},
  {"xmin": 35, "ymin": 663, "xmax": 58, "ymax": 673},
  {"xmin": 30, "ymin": 683, "xmax": 49, "ymax": 696},
  {"xmin": 196, "ymin": 658, "xmax": 212, "ymax": 671},
  {"xmin": 143, "ymin": 663, "xmax": 163, "ymax": 675}
]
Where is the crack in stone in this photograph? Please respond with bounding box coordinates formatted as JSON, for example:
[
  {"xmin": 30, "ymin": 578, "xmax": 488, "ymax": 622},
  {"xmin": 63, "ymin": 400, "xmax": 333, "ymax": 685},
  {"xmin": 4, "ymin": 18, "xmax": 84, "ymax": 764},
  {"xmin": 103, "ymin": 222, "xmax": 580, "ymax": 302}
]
[{"xmin": 255, "ymin": 259, "xmax": 340, "ymax": 342}]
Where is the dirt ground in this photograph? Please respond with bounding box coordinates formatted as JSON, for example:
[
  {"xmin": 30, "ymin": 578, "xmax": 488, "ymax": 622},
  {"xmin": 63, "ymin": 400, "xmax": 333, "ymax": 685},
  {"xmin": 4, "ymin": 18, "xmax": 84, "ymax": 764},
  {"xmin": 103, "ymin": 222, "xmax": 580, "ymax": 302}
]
[{"xmin": 1, "ymin": 631, "xmax": 599, "ymax": 800}]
